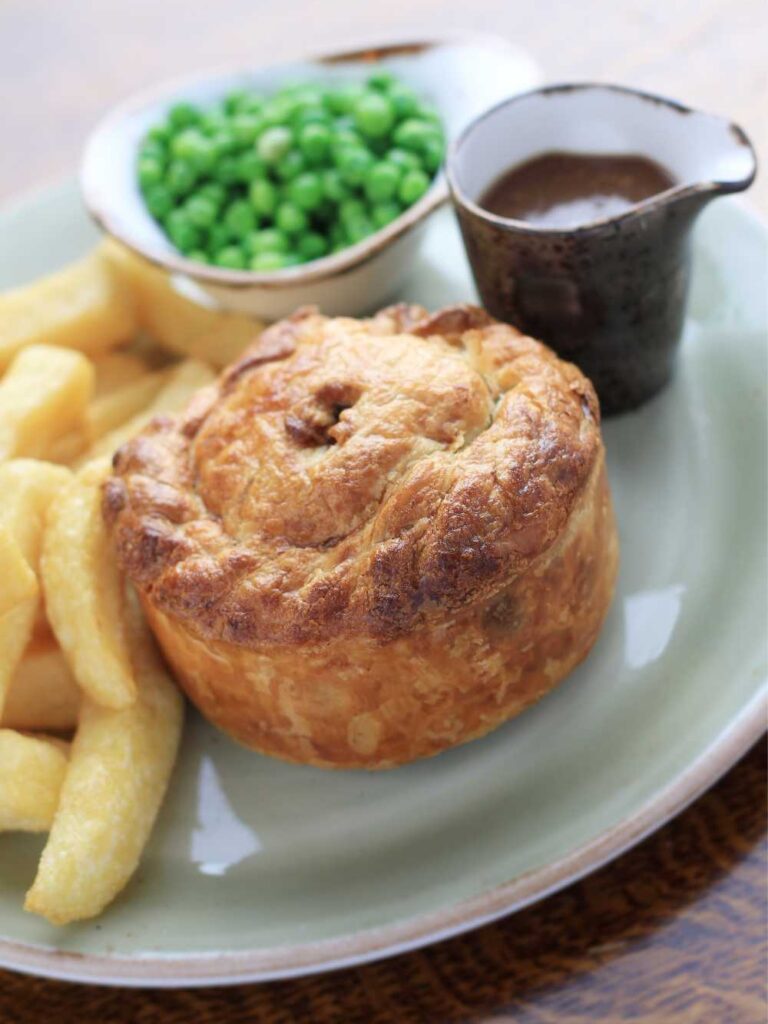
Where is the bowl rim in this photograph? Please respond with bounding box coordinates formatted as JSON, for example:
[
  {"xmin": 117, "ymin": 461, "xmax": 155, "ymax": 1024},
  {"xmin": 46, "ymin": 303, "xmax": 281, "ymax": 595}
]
[
  {"xmin": 80, "ymin": 33, "xmax": 528, "ymax": 289},
  {"xmin": 446, "ymin": 81, "xmax": 758, "ymax": 238}
]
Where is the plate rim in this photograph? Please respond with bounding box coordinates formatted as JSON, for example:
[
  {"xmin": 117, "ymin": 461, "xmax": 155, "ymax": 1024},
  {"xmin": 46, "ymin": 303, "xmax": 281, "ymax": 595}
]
[{"xmin": 0, "ymin": 180, "xmax": 765, "ymax": 988}]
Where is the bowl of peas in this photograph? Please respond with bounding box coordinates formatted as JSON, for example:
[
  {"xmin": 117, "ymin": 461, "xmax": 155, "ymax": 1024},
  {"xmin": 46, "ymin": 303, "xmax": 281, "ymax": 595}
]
[{"xmin": 81, "ymin": 38, "xmax": 539, "ymax": 319}]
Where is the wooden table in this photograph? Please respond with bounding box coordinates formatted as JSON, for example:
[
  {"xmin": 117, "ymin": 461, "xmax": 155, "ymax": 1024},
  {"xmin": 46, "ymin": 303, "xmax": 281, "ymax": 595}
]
[{"xmin": 0, "ymin": 2, "xmax": 765, "ymax": 1019}]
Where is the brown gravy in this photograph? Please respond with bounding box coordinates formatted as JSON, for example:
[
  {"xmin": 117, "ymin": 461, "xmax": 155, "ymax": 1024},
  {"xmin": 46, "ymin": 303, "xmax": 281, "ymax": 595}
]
[{"xmin": 479, "ymin": 151, "xmax": 676, "ymax": 228}]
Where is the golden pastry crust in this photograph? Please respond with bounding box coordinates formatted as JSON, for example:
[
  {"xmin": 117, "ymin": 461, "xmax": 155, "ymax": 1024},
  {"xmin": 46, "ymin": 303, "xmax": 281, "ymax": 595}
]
[{"xmin": 103, "ymin": 304, "xmax": 618, "ymax": 769}]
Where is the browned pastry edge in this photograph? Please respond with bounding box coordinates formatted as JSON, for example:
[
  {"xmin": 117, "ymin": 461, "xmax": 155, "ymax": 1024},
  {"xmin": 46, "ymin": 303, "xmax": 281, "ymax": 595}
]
[
  {"xmin": 139, "ymin": 450, "xmax": 618, "ymax": 769},
  {"xmin": 103, "ymin": 304, "xmax": 602, "ymax": 649}
]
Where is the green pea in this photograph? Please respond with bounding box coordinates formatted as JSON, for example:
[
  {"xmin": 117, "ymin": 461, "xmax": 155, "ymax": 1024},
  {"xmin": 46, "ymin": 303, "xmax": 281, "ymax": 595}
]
[
  {"xmin": 185, "ymin": 194, "xmax": 219, "ymax": 229},
  {"xmin": 250, "ymin": 251, "xmax": 291, "ymax": 271},
  {"xmin": 198, "ymin": 182, "xmax": 226, "ymax": 207},
  {"xmin": 199, "ymin": 110, "xmax": 229, "ymax": 136},
  {"xmin": 298, "ymin": 232, "xmax": 329, "ymax": 261},
  {"xmin": 144, "ymin": 184, "xmax": 174, "ymax": 219},
  {"xmin": 339, "ymin": 198, "xmax": 366, "ymax": 225},
  {"xmin": 231, "ymin": 114, "xmax": 264, "ymax": 146},
  {"xmin": 262, "ymin": 97, "xmax": 297, "ymax": 127},
  {"xmin": 166, "ymin": 210, "xmax": 202, "ymax": 252},
  {"xmin": 371, "ymin": 201, "xmax": 402, "ymax": 229},
  {"xmin": 248, "ymin": 178, "xmax": 278, "ymax": 216},
  {"xmin": 140, "ymin": 139, "xmax": 167, "ymax": 164},
  {"xmin": 275, "ymin": 201, "xmax": 308, "ymax": 234},
  {"xmin": 398, "ymin": 168, "xmax": 430, "ymax": 205},
  {"xmin": 292, "ymin": 106, "xmax": 329, "ymax": 130},
  {"xmin": 257, "ymin": 126, "xmax": 293, "ymax": 164},
  {"xmin": 212, "ymin": 155, "xmax": 241, "ymax": 185},
  {"xmin": 208, "ymin": 223, "xmax": 232, "ymax": 251},
  {"xmin": 367, "ymin": 69, "xmax": 397, "ymax": 91},
  {"xmin": 364, "ymin": 161, "xmax": 400, "ymax": 203},
  {"xmin": 393, "ymin": 118, "xmax": 435, "ymax": 152},
  {"xmin": 168, "ymin": 102, "xmax": 199, "ymax": 129},
  {"xmin": 324, "ymin": 85, "xmax": 365, "ymax": 115},
  {"xmin": 208, "ymin": 131, "xmax": 238, "ymax": 159},
  {"xmin": 224, "ymin": 200, "xmax": 256, "ymax": 237},
  {"xmin": 388, "ymin": 83, "xmax": 420, "ymax": 120},
  {"xmin": 345, "ymin": 217, "xmax": 374, "ymax": 245},
  {"xmin": 140, "ymin": 75, "xmax": 440, "ymax": 268},
  {"xmin": 329, "ymin": 221, "xmax": 346, "ymax": 246},
  {"xmin": 195, "ymin": 141, "xmax": 218, "ymax": 174},
  {"xmin": 386, "ymin": 147, "xmax": 421, "ymax": 172},
  {"xmin": 321, "ymin": 168, "xmax": 350, "ymax": 203},
  {"xmin": 274, "ymin": 149, "xmax": 306, "ymax": 181},
  {"xmin": 235, "ymin": 151, "xmax": 268, "ymax": 183},
  {"xmin": 353, "ymin": 92, "xmax": 395, "ymax": 139},
  {"xmin": 182, "ymin": 134, "xmax": 217, "ymax": 174},
  {"xmin": 171, "ymin": 128, "xmax": 203, "ymax": 160},
  {"xmin": 299, "ymin": 123, "xmax": 332, "ymax": 164},
  {"xmin": 246, "ymin": 228, "xmax": 289, "ymax": 255},
  {"xmin": 367, "ymin": 135, "xmax": 391, "ymax": 158},
  {"xmin": 146, "ymin": 123, "xmax": 171, "ymax": 146},
  {"xmin": 421, "ymin": 136, "xmax": 445, "ymax": 173},
  {"xmin": 335, "ymin": 146, "xmax": 373, "ymax": 186},
  {"xmin": 186, "ymin": 249, "xmax": 209, "ymax": 264},
  {"xmin": 138, "ymin": 157, "xmax": 163, "ymax": 190},
  {"xmin": 288, "ymin": 172, "xmax": 323, "ymax": 211},
  {"xmin": 332, "ymin": 115, "xmax": 356, "ymax": 133},
  {"xmin": 215, "ymin": 245, "xmax": 247, "ymax": 269},
  {"xmin": 331, "ymin": 127, "xmax": 364, "ymax": 154},
  {"xmin": 415, "ymin": 104, "xmax": 443, "ymax": 126},
  {"xmin": 166, "ymin": 159, "xmax": 198, "ymax": 196}
]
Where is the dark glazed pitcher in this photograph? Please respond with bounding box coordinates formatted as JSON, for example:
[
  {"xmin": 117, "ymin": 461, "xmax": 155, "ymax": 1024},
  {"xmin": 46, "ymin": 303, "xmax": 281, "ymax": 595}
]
[{"xmin": 447, "ymin": 84, "xmax": 757, "ymax": 414}]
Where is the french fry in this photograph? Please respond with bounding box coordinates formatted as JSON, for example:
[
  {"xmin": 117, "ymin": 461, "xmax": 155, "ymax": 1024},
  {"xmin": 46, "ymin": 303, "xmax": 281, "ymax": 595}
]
[
  {"xmin": 0, "ymin": 461, "xmax": 71, "ymax": 715},
  {"xmin": 0, "ymin": 524, "xmax": 38, "ymax": 617},
  {"xmin": 46, "ymin": 427, "xmax": 91, "ymax": 467},
  {"xmin": 103, "ymin": 240, "xmax": 263, "ymax": 368},
  {"xmin": 2, "ymin": 643, "xmax": 81, "ymax": 733},
  {"xmin": 50, "ymin": 363, "xmax": 168, "ymax": 465},
  {"xmin": 92, "ymin": 352, "xmax": 151, "ymax": 396},
  {"xmin": 0, "ymin": 460, "xmax": 73, "ymax": 563},
  {"xmin": 0, "ymin": 250, "xmax": 135, "ymax": 372},
  {"xmin": 41, "ymin": 458, "xmax": 136, "ymax": 709},
  {"xmin": 0, "ymin": 605, "xmax": 38, "ymax": 719},
  {"xmin": 148, "ymin": 358, "xmax": 215, "ymax": 414},
  {"xmin": 90, "ymin": 358, "xmax": 215, "ymax": 458},
  {"xmin": 0, "ymin": 730, "xmax": 69, "ymax": 833},
  {"xmin": 87, "ymin": 369, "xmax": 168, "ymax": 440},
  {"xmin": 24, "ymin": 596, "xmax": 183, "ymax": 924},
  {"xmin": 0, "ymin": 345, "xmax": 94, "ymax": 462}
]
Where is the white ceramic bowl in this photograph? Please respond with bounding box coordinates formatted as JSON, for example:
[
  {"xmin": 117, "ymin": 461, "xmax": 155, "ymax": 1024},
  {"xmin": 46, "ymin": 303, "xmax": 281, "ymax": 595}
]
[{"xmin": 81, "ymin": 36, "xmax": 539, "ymax": 319}]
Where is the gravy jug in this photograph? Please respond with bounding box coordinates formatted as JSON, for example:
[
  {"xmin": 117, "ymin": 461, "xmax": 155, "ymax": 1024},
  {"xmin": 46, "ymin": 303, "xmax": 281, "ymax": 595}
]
[{"xmin": 447, "ymin": 84, "xmax": 757, "ymax": 414}]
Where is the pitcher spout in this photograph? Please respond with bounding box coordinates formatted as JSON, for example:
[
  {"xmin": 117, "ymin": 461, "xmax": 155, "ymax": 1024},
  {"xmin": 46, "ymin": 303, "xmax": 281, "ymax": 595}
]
[{"xmin": 641, "ymin": 97, "xmax": 757, "ymax": 203}]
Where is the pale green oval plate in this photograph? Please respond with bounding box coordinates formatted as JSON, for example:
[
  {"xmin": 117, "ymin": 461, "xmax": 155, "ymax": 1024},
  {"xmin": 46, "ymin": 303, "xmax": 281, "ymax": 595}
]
[{"xmin": 0, "ymin": 181, "xmax": 765, "ymax": 987}]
